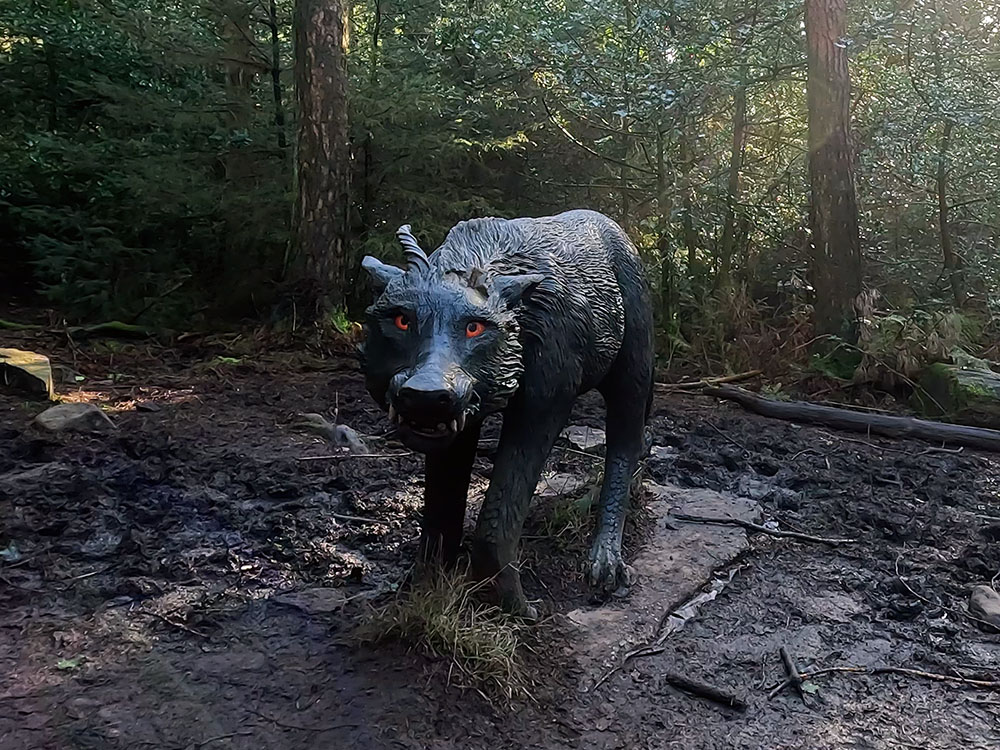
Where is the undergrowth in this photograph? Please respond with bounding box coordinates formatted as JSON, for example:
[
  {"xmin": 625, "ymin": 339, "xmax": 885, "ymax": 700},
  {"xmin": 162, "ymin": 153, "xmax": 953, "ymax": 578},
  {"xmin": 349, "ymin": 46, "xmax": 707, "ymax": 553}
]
[{"xmin": 356, "ymin": 568, "xmax": 531, "ymax": 702}]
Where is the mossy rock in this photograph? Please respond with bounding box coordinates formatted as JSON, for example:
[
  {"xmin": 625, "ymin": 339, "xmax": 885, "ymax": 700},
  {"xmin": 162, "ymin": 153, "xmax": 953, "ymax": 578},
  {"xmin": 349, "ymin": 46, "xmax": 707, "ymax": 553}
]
[{"xmin": 914, "ymin": 362, "xmax": 1000, "ymax": 430}]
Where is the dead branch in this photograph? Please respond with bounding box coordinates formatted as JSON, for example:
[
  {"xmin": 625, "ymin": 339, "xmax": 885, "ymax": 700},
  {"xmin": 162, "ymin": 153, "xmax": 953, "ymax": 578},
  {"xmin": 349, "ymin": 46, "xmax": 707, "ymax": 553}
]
[
  {"xmin": 779, "ymin": 646, "xmax": 805, "ymax": 702},
  {"xmin": 769, "ymin": 665, "xmax": 1000, "ymax": 698},
  {"xmin": 661, "ymin": 669, "xmax": 747, "ymax": 711},
  {"xmin": 705, "ymin": 385, "xmax": 1000, "ymax": 453},
  {"xmin": 656, "ymin": 369, "xmax": 763, "ymax": 391},
  {"xmin": 671, "ymin": 513, "xmax": 857, "ymax": 546}
]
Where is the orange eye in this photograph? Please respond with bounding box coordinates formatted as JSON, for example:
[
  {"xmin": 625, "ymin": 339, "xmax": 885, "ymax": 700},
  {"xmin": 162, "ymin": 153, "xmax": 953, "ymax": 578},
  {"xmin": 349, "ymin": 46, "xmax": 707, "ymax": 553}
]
[
  {"xmin": 393, "ymin": 314, "xmax": 409, "ymax": 331},
  {"xmin": 465, "ymin": 321, "xmax": 487, "ymax": 338}
]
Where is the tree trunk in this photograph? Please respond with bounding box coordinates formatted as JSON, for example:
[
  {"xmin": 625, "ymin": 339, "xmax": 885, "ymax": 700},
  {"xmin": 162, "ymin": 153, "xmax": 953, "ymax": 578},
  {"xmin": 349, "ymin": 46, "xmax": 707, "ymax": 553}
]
[
  {"xmin": 221, "ymin": 2, "xmax": 254, "ymax": 137},
  {"xmin": 936, "ymin": 119, "xmax": 964, "ymax": 307},
  {"xmin": 804, "ymin": 0, "xmax": 862, "ymax": 336},
  {"xmin": 267, "ymin": 0, "xmax": 288, "ymax": 150},
  {"xmin": 717, "ymin": 77, "xmax": 747, "ymax": 291},
  {"xmin": 656, "ymin": 126, "xmax": 675, "ymax": 325},
  {"xmin": 293, "ymin": 0, "xmax": 351, "ymax": 321},
  {"xmin": 359, "ymin": 0, "xmax": 382, "ymax": 237},
  {"xmin": 679, "ymin": 115, "xmax": 699, "ymax": 277}
]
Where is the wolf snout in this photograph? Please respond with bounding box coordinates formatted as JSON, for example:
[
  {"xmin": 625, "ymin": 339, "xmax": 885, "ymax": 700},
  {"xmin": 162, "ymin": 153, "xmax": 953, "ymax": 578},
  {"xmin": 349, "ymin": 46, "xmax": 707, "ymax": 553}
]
[{"xmin": 390, "ymin": 367, "xmax": 472, "ymax": 432}]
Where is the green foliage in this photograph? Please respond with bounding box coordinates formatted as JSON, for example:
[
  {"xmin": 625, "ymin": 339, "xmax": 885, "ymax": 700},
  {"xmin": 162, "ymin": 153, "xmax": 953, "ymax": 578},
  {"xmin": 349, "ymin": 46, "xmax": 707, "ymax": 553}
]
[
  {"xmin": 1, "ymin": 0, "xmax": 997, "ymax": 359},
  {"xmin": 1, "ymin": 0, "xmax": 289, "ymax": 324}
]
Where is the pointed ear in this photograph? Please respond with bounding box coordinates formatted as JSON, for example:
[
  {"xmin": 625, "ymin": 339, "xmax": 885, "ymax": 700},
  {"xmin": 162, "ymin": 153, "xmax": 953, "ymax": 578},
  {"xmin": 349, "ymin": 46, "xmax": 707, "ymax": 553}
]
[
  {"xmin": 361, "ymin": 256, "xmax": 405, "ymax": 293},
  {"xmin": 492, "ymin": 273, "xmax": 544, "ymax": 308}
]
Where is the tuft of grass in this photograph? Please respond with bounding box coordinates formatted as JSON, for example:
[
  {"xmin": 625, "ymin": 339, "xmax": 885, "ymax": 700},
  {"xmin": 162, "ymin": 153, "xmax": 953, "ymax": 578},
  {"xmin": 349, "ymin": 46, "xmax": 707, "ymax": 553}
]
[{"xmin": 355, "ymin": 568, "xmax": 531, "ymax": 701}]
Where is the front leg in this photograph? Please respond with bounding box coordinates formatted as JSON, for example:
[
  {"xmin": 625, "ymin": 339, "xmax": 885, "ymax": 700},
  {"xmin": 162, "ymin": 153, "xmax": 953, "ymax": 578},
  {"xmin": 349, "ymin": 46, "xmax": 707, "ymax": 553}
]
[
  {"xmin": 471, "ymin": 397, "xmax": 573, "ymax": 619},
  {"xmin": 419, "ymin": 423, "xmax": 481, "ymax": 568}
]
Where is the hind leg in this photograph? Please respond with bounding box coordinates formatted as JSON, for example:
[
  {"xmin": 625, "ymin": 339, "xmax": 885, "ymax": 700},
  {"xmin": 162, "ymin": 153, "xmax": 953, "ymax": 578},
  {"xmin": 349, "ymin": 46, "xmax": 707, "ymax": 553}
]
[{"xmin": 591, "ymin": 338, "xmax": 654, "ymax": 596}]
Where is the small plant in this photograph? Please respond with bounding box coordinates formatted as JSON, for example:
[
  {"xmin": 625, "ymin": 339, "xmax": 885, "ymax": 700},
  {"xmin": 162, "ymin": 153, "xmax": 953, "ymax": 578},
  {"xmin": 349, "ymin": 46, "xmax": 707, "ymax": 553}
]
[
  {"xmin": 760, "ymin": 382, "xmax": 792, "ymax": 401},
  {"xmin": 356, "ymin": 568, "xmax": 530, "ymax": 701},
  {"xmin": 328, "ymin": 308, "xmax": 353, "ymax": 335}
]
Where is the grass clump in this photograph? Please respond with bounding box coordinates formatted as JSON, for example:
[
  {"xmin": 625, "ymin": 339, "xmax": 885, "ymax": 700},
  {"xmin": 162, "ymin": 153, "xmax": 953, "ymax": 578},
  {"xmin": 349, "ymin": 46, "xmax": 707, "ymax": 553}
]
[{"xmin": 356, "ymin": 568, "xmax": 531, "ymax": 701}]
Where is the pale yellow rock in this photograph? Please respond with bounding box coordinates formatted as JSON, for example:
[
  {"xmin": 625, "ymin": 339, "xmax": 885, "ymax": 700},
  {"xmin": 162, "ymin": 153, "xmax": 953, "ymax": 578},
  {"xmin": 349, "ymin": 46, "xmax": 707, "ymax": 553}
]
[{"xmin": 0, "ymin": 348, "xmax": 54, "ymax": 400}]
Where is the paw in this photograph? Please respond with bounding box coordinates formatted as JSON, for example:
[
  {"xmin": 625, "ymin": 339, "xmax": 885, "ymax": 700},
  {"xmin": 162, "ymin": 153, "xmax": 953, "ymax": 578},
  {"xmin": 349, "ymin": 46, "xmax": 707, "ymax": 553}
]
[{"xmin": 588, "ymin": 539, "xmax": 632, "ymax": 598}]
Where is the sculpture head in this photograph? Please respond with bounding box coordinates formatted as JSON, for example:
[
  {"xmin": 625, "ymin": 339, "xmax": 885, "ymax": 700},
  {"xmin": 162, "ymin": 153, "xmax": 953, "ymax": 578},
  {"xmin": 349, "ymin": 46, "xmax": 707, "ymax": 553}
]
[{"xmin": 359, "ymin": 225, "xmax": 541, "ymax": 452}]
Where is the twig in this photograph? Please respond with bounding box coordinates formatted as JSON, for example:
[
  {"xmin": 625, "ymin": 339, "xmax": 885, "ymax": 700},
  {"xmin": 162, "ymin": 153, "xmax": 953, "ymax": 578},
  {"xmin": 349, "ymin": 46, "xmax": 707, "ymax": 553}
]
[
  {"xmin": 656, "ymin": 369, "xmax": 764, "ymax": 391},
  {"xmin": 705, "ymin": 421, "xmax": 752, "ymax": 456},
  {"xmin": 661, "ymin": 669, "xmax": 747, "ymax": 711},
  {"xmin": 769, "ymin": 665, "xmax": 1000, "ymax": 697},
  {"xmin": 671, "ymin": 513, "xmax": 857, "ymax": 546},
  {"xmin": 247, "ymin": 706, "xmax": 360, "ymax": 732},
  {"xmin": 176, "ymin": 731, "xmax": 254, "ymax": 749},
  {"xmin": 0, "ymin": 574, "xmax": 39, "ymax": 592},
  {"xmin": 818, "ymin": 429, "xmax": 963, "ymax": 457},
  {"xmin": 779, "ymin": 646, "xmax": 805, "ymax": 702},
  {"xmin": 331, "ymin": 513, "xmax": 385, "ymax": 525},
  {"xmin": 140, "ymin": 611, "xmax": 210, "ymax": 639},
  {"xmin": 555, "ymin": 445, "xmax": 604, "ymax": 462},
  {"xmin": 63, "ymin": 564, "xmax": 115, "ymax": 582},
  {"xmin": 894, "ymin": 555, "xmax": 1000, "ymax": 632},
  {"xmin": 297, "ymin": 452, "xmax": 411, "ymax": 461}
]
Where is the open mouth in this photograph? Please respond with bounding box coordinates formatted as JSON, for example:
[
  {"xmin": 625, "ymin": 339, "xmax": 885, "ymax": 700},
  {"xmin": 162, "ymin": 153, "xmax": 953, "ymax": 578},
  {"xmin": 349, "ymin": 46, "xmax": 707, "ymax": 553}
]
[{"xmin": 387, "ymin": 405, "xmax": 467, "ymax": 440}]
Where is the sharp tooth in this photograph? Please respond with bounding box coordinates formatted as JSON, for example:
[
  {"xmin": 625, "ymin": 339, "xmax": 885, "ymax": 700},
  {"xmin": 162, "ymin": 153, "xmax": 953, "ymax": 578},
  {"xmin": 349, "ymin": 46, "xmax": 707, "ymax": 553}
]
[
  {"xmin": 388, "ymin": 404, "xmax": 397, "ymax": 422},
  {"xmin": 450, "ymin": 419, "xmax": 458, "ymax": 432},
  {"xmin": 457, "ymin": 412, "xmax": 466, "ymax": 431}
]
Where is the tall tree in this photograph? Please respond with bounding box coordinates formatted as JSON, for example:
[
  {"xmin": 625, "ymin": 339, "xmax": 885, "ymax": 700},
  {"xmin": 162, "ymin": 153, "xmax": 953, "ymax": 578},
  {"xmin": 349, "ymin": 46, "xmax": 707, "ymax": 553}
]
[
  {"xmin": 804, "ymin": 0, "xmax": 862, "ymax": 335},
  {"xmin": 292, "ymin": 0, "xmax": 351, "ymax": 320}
]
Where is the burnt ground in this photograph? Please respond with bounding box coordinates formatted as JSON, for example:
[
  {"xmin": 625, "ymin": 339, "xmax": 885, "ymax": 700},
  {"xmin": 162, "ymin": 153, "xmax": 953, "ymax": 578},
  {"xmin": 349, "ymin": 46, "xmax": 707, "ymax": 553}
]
[{"xmin": 1, "ymin": 332, "xmax": 999, "ymax": 750}]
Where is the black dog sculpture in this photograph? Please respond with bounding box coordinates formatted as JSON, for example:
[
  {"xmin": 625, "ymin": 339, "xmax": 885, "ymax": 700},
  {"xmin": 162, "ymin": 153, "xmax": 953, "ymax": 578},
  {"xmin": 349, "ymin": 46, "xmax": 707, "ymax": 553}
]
[{"xmin": 359, "ymin": 210, "xmax": 654, "ymax": 618}]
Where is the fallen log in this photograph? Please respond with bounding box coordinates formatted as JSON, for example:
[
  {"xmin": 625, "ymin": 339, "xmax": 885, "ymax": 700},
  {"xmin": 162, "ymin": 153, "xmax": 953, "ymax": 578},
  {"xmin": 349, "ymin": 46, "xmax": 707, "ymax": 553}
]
[{"xmin": 705, "ymin": 385, "xmax": 1000, "ymax": 454}]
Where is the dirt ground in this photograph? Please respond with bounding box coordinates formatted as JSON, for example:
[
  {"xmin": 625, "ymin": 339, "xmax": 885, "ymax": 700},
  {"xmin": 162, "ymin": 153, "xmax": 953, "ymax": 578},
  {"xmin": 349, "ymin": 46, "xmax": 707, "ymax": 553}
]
[{"xmin": 2, "ymin": 328, "xmax": 999, "ymax": 750}]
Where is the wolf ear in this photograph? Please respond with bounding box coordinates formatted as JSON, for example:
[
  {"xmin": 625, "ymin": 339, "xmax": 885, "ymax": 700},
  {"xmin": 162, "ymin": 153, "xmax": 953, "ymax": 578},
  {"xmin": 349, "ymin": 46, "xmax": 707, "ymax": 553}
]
[
  {"xmin": 361, "ymin": 256, "xmax": 405, "ymax": 293},
  {"xmin": 492, "ymin": 273, "xmax": 544, "ymax": 308}
]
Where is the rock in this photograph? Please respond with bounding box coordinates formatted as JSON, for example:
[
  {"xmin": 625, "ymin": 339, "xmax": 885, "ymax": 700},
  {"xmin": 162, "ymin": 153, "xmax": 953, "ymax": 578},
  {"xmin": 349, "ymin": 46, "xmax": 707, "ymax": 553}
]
[
  {"xmin": 916, "ymin": 362, "xmax": 1000, "ymax": 430},
  {"xmin": 0, "ymin": 348, "xmax": 54, "ymax": 400},
  {"xmin": 649, "ymin": 445, "xmax": 679, "ymax": 461},
  {"xmin": 566, "ymin": 482, "xmax": 760, "ymax": 684},
  {"xmin": 561, "ymin": 424, "xmax": 606, "ymax": 451},
  {"xmin": 536, "ymin": 472, "xmax": 589, "ymax": 498},
  {"xmin": 295, "ymin": 413, "xmax": 370, "ymax": 453},
  {"xmin": 33, "ymin": 402, "xmax": 116, "ymax": 433},
  {"xmin": 968, "ymin": 585, "xmax": 1000, "ymax": 628}
]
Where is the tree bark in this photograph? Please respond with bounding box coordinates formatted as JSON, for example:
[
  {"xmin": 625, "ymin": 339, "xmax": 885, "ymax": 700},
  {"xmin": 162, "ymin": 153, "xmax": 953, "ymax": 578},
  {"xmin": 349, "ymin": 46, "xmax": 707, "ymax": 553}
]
[
  {"xmin": 804, "ymin": 0, "xmax": 862, "ymax": 336},
  {"xmin": 293, "ymin": 0, "xmax": 351, "ymax": 320}
]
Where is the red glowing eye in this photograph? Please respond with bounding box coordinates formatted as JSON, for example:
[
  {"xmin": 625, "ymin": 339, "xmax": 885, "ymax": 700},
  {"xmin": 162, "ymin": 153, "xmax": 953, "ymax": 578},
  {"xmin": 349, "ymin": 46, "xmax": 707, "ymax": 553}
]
[
  {"xmin": 394, "ymin": 314, "xmax": 409, "ymax": 331},
  {"xmin": 465, "ymin": 321, "xmax": 487, "ymax": 338}
]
